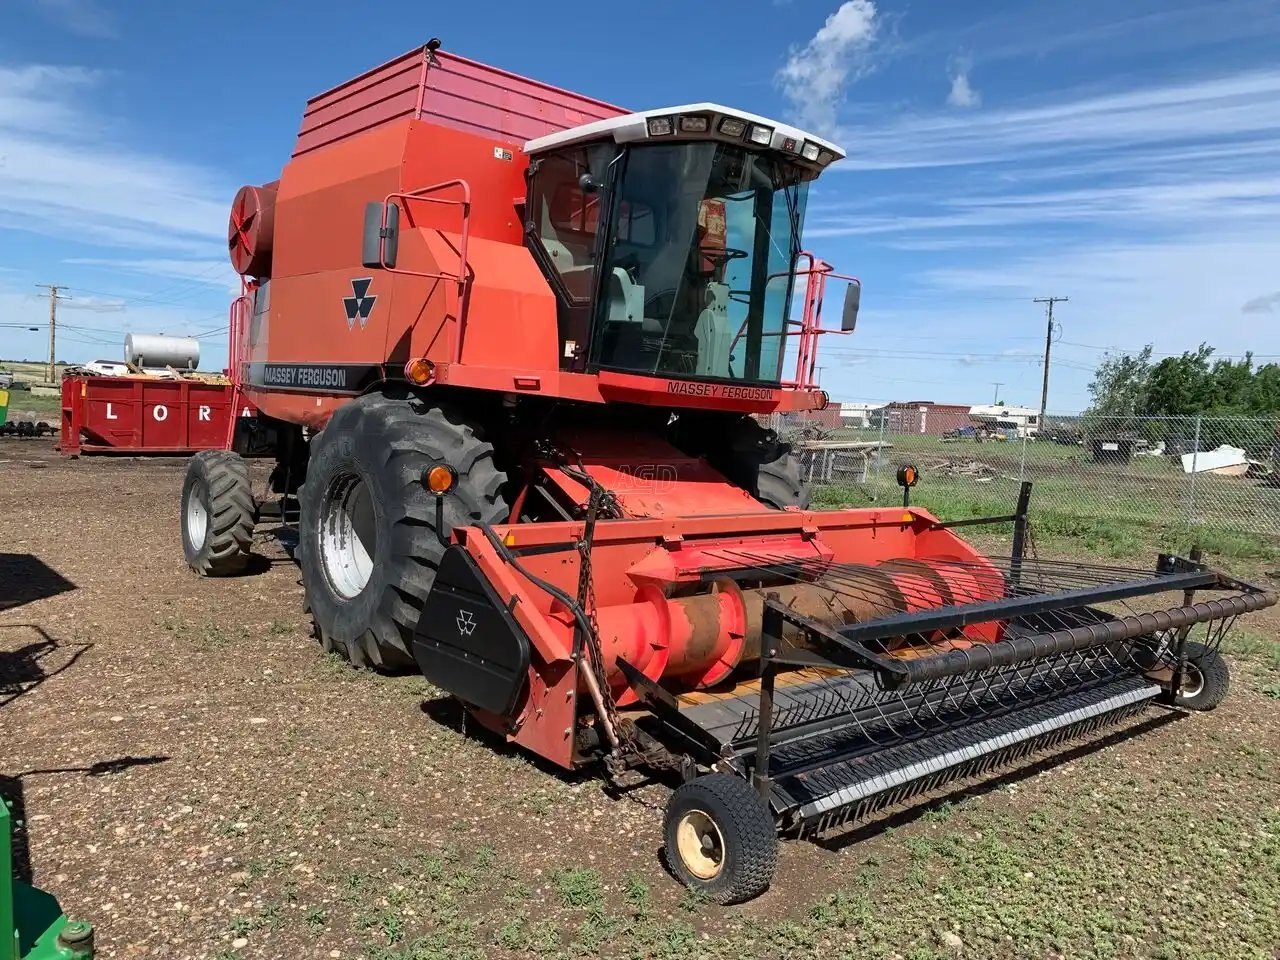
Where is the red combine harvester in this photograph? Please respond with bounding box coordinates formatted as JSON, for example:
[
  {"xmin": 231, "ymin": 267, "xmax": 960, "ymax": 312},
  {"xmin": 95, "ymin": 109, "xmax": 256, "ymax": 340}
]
[{"xmin": 180, "ymin": 42, "xmax": 1274, "ymax": 901}]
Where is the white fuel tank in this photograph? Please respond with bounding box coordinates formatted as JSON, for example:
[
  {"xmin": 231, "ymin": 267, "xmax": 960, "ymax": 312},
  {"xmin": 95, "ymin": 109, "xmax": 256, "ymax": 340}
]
[{"xmin": 124, "ymin": 333, "xmax": 200, "ymax": 370}]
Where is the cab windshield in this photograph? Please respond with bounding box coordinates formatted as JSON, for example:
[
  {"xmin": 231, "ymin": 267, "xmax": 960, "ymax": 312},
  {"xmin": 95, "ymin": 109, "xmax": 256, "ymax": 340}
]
[{"xmin": 589, "ymin": 143, "xmax": 809, "ymax": 384}]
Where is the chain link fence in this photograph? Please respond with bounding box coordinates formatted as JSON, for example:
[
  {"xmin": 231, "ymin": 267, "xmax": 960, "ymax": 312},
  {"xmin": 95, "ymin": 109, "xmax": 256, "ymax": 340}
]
[{"xmin": 782, "ymin": 412, "xmax": 1280, "ymax": 548}]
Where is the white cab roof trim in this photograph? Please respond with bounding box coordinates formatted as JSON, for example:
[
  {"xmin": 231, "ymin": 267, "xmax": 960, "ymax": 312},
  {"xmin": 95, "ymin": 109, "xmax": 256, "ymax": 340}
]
[{"xmin": 524, "ymin": 102, "xmax": 845, "ymax": 162}]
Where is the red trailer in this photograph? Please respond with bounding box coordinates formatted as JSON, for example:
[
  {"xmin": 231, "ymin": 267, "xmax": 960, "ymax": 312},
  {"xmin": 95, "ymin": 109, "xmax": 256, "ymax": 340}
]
[{"xmin": 59, "ymin": 375, "xmax": 256, "ymax": 456}]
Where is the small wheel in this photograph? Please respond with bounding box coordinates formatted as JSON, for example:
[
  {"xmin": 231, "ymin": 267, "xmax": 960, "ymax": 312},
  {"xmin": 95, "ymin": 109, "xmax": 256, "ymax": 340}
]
[
  {"xmin": 181, "ymin": 450, "xmax": 255, "ymax": 576},
  {"xmin": 1173, "ymin": 640, "xmax": 1230, "ymax": 711},
  {"xmin": 663, "ymin": 773, "xmax": 777, "ymax": 904}
]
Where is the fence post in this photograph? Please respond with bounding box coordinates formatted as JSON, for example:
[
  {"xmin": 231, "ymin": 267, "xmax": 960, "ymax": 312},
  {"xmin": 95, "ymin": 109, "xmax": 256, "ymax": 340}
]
[
  {"xmin": 1018, "ymin": 431, "xmax": 1028, "ymax": 483},
  {"xmin": 1186, "ymin": 414, "xmax": 1202, "ymax": 525},
  {"xmin": 874, "ymin": 416, "xmax": 886, "ymax": 479}
]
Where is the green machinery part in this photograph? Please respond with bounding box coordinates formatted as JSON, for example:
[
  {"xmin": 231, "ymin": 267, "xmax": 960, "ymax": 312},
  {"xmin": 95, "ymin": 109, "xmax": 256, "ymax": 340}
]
[{"xmin": 3, "ymin": 799, "xmax": 94, "ymax": 960}]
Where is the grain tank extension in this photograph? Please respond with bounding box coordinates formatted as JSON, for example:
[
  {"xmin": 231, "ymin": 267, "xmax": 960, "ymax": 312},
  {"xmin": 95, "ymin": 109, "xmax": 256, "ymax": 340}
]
[{"xmin": 178, "ymin": 41, "xmax": 1274, "ymax": 902}]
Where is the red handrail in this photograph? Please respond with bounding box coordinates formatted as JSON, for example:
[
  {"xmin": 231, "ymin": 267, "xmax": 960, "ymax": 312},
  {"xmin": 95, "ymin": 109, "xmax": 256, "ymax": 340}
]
[
  {"xmin": 726, "ymin": 251, "xmax": 859, "ymax": 391},
  {"xmin": 223, "ymin": 280, "xmax": 253, "ymax": 450},
  {"xmin": 380, "ymin": 178, "xmax": 473, "ymax": 362}
]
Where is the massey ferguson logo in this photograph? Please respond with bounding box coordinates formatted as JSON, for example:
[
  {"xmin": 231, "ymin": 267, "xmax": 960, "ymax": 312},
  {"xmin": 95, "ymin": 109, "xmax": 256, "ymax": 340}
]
[
  {"xmin": 455, "ymin": 609, "xmax": 477, "ymax": 636},
  {"xmin": 343, "ymin": 277, "xmax": 376, "ymax": 330}
]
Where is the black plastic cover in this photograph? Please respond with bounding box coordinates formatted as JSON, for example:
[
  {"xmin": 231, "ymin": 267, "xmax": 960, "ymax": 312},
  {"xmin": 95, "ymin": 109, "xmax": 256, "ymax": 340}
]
[{"xmin": 412, "ymin": 545, "xmax": 530, "ymax": 716}]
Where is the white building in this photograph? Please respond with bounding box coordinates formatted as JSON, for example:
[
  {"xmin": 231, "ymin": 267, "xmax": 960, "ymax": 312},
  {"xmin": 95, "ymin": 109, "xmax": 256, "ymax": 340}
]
[
  {"xmin": 839, "ymin": 402, "xmax": 882, "ymax": 429},
  {"xmin": 969, "ymin": 404, "xmax": 1040, "ymax": 437}
]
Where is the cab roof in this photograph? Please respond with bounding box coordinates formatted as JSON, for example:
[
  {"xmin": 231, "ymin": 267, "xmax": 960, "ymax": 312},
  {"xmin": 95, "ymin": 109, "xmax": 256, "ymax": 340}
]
[{"xmin": 524, "ymin": 102, "xmax": 845, "ymax": 171}]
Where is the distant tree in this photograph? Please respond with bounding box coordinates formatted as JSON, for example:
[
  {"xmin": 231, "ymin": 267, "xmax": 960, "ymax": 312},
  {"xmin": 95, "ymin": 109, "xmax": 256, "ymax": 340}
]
[
  {"xmin": 1086, "ymin": 345, "xmax": 1153, "ymax": 419},
  {"xmin": 1087, "ymin": 343, "xmax": 1280, "ymax": 456},
  {"xmin": 1246, "ymin": 363, "xmax": 1280, "ymax": 414},
  {"xmin": 1089, "ymin": 343, "xmax": 1280, "ymax": 418},
  {"xmin": 1144, "ymin": 344, "xmax": 1216, "ymax": 416}
]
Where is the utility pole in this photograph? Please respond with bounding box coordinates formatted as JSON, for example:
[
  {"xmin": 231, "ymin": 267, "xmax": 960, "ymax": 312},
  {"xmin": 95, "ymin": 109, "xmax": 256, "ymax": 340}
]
[
  {"xmin": 992, "ymin": 382, "xmax": 1003, "ymax": 404},
  {"xmin": 35, "ymin": 284, "xmax": 71, "ymax": 384},
  {"xmin": 1033, "ymin": 296, "xmax": 1068, "ymax": 427}
]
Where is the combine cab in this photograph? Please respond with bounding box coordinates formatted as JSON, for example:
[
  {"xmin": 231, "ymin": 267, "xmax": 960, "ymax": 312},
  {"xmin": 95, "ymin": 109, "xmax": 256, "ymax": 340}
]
[{"xmin": 178, "ymin": 41, "xmax": 1275, "ymax": 901}]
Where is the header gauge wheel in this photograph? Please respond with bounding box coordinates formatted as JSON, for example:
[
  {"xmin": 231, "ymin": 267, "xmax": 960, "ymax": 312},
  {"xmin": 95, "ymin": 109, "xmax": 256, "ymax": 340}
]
[{"xmin": 664, "ymin": 773, "xmax": 777, "ymax": 904}]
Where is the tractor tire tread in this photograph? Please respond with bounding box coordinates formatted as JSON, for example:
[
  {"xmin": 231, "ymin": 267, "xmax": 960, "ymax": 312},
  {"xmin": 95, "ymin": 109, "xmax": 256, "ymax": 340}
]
[
  {"xmin": 182, "ymin": 450, "xmax": 255, "ymax": 577},
  {"xmin": 299, "ymin": 394, "xmax": 507, "ymax": 672},
  {"xmin": 699, "ymin": 415, "xmax": 810, "ymax": 510}
]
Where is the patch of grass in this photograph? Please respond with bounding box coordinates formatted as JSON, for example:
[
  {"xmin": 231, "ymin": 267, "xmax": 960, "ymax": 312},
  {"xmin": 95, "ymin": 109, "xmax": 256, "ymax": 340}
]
[
  {"xmin": 497, "ymin": 914, "xmax": 528, "ymax": 950},
  {"xmin": 552, "ymin": 867, "xmax": 604, "ymax": 909},
  {"xmin": 230, "ymin": 901, "xmax": 285, "ymax": 936},
  {"xmin": 304, "ymin": 906, "xmax": 328, "ymax": 930},
  {"xmin": 677, "ymin": 887, "xmax": 711, "ymax": 913},
  {"xmin": 526, "ymin": 919, "xmax": 562, "ymax": 955},
  {"xmin": 472, "ymin": 843, "xmax": 497, "ymax": 870},
  {"xmin": 816, "ymin": 471, "xmax": 1280, "ymax": 562},
  {"xmin": 1224, "ymin": 629, "xmax": 1280, "ymax": 675},
  {"xmin": 524, "ymin": 791, "xmax": 554, "ymax": 818},
  {"xmin": 622, "ymin": 872, "xmax": 651, "ymax": 914},
  {"xmin": 357, "ymin": 902, "xmax": 407, "ymax": 945}
]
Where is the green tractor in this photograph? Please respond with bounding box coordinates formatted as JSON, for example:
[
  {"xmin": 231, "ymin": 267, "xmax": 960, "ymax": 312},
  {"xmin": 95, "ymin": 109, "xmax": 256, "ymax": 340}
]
[{"xmin": 3, "ymin": 798, "xmax": 94, "ymax": 960}]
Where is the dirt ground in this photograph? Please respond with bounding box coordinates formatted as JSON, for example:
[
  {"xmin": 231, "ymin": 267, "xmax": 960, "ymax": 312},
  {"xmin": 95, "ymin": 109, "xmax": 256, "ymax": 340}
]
[{"xmin": 3, "ymin": 440, "xmax": 1279, "ymax": 960}]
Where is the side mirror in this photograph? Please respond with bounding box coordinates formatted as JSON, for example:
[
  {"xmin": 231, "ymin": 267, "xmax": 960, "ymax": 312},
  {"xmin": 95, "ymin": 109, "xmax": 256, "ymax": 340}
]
[
  {"xmin": 362, "ymin": 201, "xmax": 400, "ymax": 269},
  {"xmin": 578, "ymin": 173, "xmax": 601, "ymax": 194},
  {"xmin": 841, "ymin": 280, "xmax": 861, "ymax": 332}
]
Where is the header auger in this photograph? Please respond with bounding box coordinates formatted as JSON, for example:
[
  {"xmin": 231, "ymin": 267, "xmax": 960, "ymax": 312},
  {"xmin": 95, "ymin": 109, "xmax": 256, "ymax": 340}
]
[{"xmin": 178, "ymin": 42, "xmax": 1275, "ymax": 901}]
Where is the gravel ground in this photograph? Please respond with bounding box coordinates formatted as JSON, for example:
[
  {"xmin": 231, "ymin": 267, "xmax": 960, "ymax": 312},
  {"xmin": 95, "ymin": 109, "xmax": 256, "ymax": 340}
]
[{"xmin": 3, "ymin": 440, "xmax": 1278, "ymax": 960}]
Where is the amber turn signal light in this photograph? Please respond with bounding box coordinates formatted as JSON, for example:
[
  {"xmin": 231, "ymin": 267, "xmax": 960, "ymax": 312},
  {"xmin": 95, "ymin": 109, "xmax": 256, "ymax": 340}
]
[
  {"xmin": 425, "ymin": 464, "xmax": 457, "ymax": 494},
  {"xmin": 404, "ymin": 358, "xmax": 436, "ymax": 386}
]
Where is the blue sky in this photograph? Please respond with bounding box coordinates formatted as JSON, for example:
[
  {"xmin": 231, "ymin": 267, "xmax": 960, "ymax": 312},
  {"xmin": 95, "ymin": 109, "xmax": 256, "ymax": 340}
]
[{"xmin": 2, "ymin": 0, "xmax": 1279, "ymax": 411}]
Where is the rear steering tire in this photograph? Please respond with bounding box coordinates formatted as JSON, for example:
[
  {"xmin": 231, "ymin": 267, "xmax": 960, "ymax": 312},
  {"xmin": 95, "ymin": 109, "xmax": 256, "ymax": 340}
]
[
  {"xmin": 664, "ymin": 773, "xmax": 778, "ymax": 904},
  {"xmin": 181, "ymin": 450, "xmax": 255, "ymax": 576},
  {"xmin": 298, "ymin": 392, "xmax": 507, "ymax": 670},
  {"xmin": 684, "ymin": 415, "xmax": 810, "ymax": 510}
]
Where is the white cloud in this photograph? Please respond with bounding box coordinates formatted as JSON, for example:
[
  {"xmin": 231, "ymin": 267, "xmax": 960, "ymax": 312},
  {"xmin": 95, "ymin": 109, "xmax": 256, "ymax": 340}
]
[
  {"xmin": 946, "ymin": 58, "xmax": 980, "ymax": 108},
  {"xmin": 830, "ymin": 68, "xmax": 1280, "ymax": 170},
  {"xmin": 915, "ymin": 232, "xmax": 1280, "ymax": 359},
  {"xmin": 31, "ymin": 0, "xmax": 117, "ymax": 38},
  {"xmin": 777, "ymin": 0, "xmax": 878, "ymax": 134},
  {"xmin": 0, "ymin": 63, "xmax": 230, "ymax": 255},
  {"xmin": 62, "ymin": 295, "xmax": 126, "ymax": 313},
  {"xmin": 64, "ymin": 258, "xmax": 234, "ymax": 290}
]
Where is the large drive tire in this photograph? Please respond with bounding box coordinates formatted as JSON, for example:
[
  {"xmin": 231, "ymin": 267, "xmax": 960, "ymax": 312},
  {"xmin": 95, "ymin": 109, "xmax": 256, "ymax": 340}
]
[
  {"xmin": 664, "ymin": 773, "xmax": 778, "ymax": 904},
  {"xmin": 181, "ymin": 450, "xmax": 255, "ymax": 576},
  {"xmin": 709, "ymin": 416, "xmax": 810, "ymax": 510},
  {"xmin": 1173, "ymin": 641, "xmax": 1231, "ymax": 711},
  {"xmin": 298, "ymin": 393, "xmax": 507, "ymax": 670}
]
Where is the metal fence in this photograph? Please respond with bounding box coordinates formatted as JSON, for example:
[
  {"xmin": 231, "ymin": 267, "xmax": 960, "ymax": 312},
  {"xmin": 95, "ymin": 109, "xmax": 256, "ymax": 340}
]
[{"xmin": 786, "ymin": 413, "xmax": 1280, "ymax": 544}]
